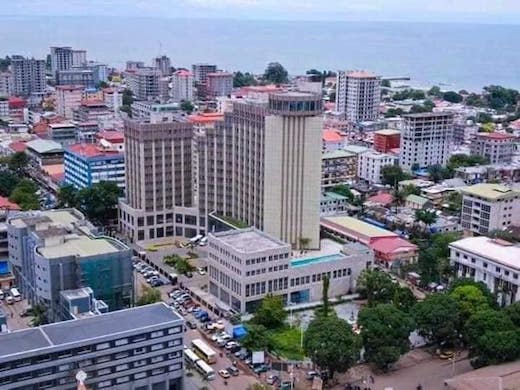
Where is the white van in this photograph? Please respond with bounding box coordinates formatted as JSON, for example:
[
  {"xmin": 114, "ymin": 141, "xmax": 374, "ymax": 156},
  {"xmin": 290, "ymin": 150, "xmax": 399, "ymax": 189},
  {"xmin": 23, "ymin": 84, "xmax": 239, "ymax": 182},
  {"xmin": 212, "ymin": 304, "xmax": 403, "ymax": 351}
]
[
  {"xmin": 10, "ymin": 288, "xmax": 21, "ymax": 302},
  {"xmin": 199, "ymin": 237, "xmax": 208, "ymax": 246}
]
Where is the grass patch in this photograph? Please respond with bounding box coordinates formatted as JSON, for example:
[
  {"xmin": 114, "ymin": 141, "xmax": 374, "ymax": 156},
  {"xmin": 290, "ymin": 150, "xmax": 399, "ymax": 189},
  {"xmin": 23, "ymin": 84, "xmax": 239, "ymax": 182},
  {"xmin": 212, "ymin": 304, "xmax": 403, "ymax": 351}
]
[{"xmin": 267, "ymin": 326, "xmax": 305, "ymax": 361}]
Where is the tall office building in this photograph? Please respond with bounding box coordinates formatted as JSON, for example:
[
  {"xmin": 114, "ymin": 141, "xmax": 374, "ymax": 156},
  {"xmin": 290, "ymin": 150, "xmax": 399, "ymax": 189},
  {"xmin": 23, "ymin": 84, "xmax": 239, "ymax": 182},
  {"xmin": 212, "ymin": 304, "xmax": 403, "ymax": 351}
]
[
  {"xmin": 171, "ymin": 69, "xmax": 194, "ymax": 102},
  {"xmin": 10, "ymin": 55, "xmax": 46, "ymax": 96},
  {"xmin": 154, "ymin": 55, "xmax": 172, "ymax": 76},
  {"xmin": 72, "ymin": 49, "xmax": 87, "ymax": 67},
  {"xmin": 198, "ymin": 92, "xmax": 323, "ymax": 249},
  {"xmin": 336, "ymin": 70, "xmax": 381, "ymax": 122},
  {"xmin": 0, "ymin": 303, "xmax": 184, "ymax": 390},
  {"xmin": 119, "ymin": 117, "xmax": 200, "ymax": 242},
  {"xmin": 206, "ymin": 72, "xmax": 233, "ymax": 98},
  {"xmin": 399, "ymin": 112, "xmax": 454, "ymax": 172},
  {"xmin": 7, "ymin": 209, "xmax": 133, "ymax": 322},
  {"xmin": 50, "ymin": 46, "xmax": 74, "ymax": 76},
  {"xmin": 192, "ymin": 63, "xmax": 217, "ymax": 98},
  {"xmin": 125, "ymin": 67, "xmax": 160, "ymax": 101}
]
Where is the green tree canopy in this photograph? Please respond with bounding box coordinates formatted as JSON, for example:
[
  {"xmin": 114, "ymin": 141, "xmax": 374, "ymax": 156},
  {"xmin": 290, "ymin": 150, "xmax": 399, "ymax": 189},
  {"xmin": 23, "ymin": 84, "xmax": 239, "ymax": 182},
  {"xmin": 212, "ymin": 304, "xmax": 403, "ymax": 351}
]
[
  {"xmin": 263, "ymin": 62, "xmax": 288, "ymax": 84},
  {"xmin": 330, "ymin": 184, "xmax": 354, "ymax": 202},
  {"xmin": 472, "ymin": 330, "xmax": 520, "ymax": 367},
  {"xmin": 122, "ymin": 88, "xmax": 134, "ymax": 106},
  {"xmin": 412, "ymin": 293, "xmax": 461, "ymax": 346},
  {"xmin": 242, "ymin": 323, "xmax": 272, "ymax": 351},
  {"xmin": 393, "ymin": 89, "xmax": 426, "ymax": 101},
  {"xmin": 9, "ymin": 179, "xmax": 40, "ymax": 210},
  {"xmin": 7, "ymin": 152, "xmax": 30, "ymax": 173},
  {"xmin": 0, "ymin": 169, "xmax": 20, "ymax": 197},
  {"xmin": 303, "ymin": 314, "xmax": 360, "ymax": 379},
  {"xmin": 448, "ymin": 279, "xmax": 497, "ymax": 309},
  {"xmin": 483, "ymin": 85, "xmax": 519, "ymax": 112},
  {"xmin": 137, "ymin": 287, "xmax": 161, "ymax": 306},
  {"xmin": 463, "ymin": 309, "xmax": 515, "ymax": 348},
  {"xmin": 252, "ymin": 294, "xmax": 287, "ymax": 329},
  {"xmin": 358, "ymin": 304, "xmax": 414, "ymax": 371},
  {"xmin": 428, "ymin": 86, "xmax": 442, "ymax": 97},
  {"xmin": 381, "ymin": 165, "xmax": 411, "ymax": 187},
  {"xmin": 443, "ymin": 91, "xmax": 463, "ymax": 103},
  {"xmin": 504, "ymin": 302, "xmax": 520, "ymax": 327},
  {"xmin": 414, "ymin": 209, "xmax": 438, "ymax": 228},
  {"xmin": 57, "ymin": 184, "xmax": 78, "ymax": 208},
  {"xmin": 392, "ymin": 286, "xmax": 417, "ymax": 313},
  {"xmin": 180, "ymin": 100, "xmax": 195, "ymax": 114},
  {"xmin": 356, "ymin": 269, "xmax": 397, "ymax": 306},
  {"xmin": 233, "ymin": 71, "xmax": 257, "ymax": 88},
  {"xmin": 76, "ymin": 181, "xmax": 121, "ymax": 226}
]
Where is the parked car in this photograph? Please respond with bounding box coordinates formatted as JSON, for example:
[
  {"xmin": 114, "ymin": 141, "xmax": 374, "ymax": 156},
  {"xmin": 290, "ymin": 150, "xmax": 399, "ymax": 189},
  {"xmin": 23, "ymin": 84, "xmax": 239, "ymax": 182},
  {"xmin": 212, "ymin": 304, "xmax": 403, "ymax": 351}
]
[
  {"xmin": 267, "ymin": 375, "xmax": 279, "ymax": 385},
  {"xmin": 198, "ymin": 267, "xmax": 206, "ymax": 275},
  {"xmin": 218, "ymin": 369, "xmax": 230, "ymax": 379},
  {"xmin": 227, "ymin": 366, "xmax": 239, "ymax": 376},
  {"xmin": 186, "ymin": 320, "xmax": 197, "ymax": 329},
  {"xmin": 225, "ymin": 341, "xmax": 239, "ymax": 350},
  {"xmin": 253, "ymin": 364, "xmax": 269, "ymax": 374},
  {"xmin": 306, "ymin": 371, "xmax": 320, "ymax": 380}
]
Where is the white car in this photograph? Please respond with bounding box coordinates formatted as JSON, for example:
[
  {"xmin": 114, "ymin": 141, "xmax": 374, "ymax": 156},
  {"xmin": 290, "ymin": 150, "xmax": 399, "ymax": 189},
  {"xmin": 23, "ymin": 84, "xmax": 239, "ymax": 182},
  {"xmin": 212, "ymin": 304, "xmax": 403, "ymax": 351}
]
[
  {"xmin": 218, "ymin": 369, "xmax": 230, "ymax": 379},
  {"xmin": 198, "ymin": 268, "xmax": 206, "ymax": 276}
]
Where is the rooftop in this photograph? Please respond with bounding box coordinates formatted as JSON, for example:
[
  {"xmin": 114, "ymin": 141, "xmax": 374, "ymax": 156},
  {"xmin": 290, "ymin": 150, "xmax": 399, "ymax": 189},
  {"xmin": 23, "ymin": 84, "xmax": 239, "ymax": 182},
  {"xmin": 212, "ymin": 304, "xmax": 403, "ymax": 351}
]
[
  {"xmin": 321, "ymin": 216, "xmax": 397, "ymax": 239},
  {"xmin": 374, "ymin": 129, "xmax": 401, "ymax": 136},
  {"xmin": 450, "ymin": 236, "xmax": 520, "ymax": 271},
  {"xmin": 322, "ymin": 129, "xmax": 343, "ymax": 143},
  {"xmin": 462, "ymin": 183, "xmax": 518, "ymax": 200},
  {"xmin": 404, "ymin": 111, "xmax": 454, "ymax": 119},
  {"xmin": 26, "ymin": 139, "xmax": 64, "ymax": 154},
  {"xmin": 476, "ymin": 132, "xmax": 515, "ymax": 140},
  {"xmin": 9, "ymin": 209, "xmax": 82, "ymax": 229},
  {"xmin": 38, "ymin": 235, "xmax": 122, "ymax": 259},
  {"xmin": 0, "ymin": 196, "xmax": 20, "ymax": 211},
  {"xmin": 210, "ymin": 228, "xmax": 289, "ymax": 254},
  {"xmin": 96, "ymin": 130, "xmax": 124, "ymax": 143},
  {"xmin": 343, "ymin": 144, "xmax": 370, "ymax": 155},
  {"xmin": 0, "ymin": 303, "xmax": 181, "ymax": 359},
  {"xmin": 406, "ymin": 194, "xmax": 431, "ymax": 206},
  {"xmin": 67, "ymin": 143, "xmax": 122, "ymax": 159},
  {"xmin": 345, "ymin": 70, "xmax": 378, "ymax": 79},
  {"xmin": 370, "ymin": 236, "xmax": 417, "ymax": 255},
  {"xmin": 322, "ymin": 149, "xmax": 356, "ymax": 159},
  {"xmin": 323, "ymin": 192, "xmax": 349, "ymax": 201}
]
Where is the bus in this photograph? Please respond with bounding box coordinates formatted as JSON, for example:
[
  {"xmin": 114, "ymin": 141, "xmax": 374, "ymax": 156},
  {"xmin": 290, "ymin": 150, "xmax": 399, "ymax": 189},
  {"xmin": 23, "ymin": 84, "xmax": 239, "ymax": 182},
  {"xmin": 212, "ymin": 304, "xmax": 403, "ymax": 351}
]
[
  {"xmin": 195, "ymin": 359, "xmax": 215, "ymax": 381},
  {"xmin": 191, "ymin": 338, "xmax": 217, "ymax": 364},
  {"xmin": 184, "ymin": 348, "xmax": 200, "ymax": 367}
]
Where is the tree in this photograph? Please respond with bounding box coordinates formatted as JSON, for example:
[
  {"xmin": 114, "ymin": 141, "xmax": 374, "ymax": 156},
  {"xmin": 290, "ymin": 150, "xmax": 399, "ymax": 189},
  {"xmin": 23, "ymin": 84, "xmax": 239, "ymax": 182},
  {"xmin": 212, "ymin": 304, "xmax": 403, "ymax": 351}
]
[
  {"xmin": 263, "ymin": 62, "xmax": 288, "ymax": 84},
  {"xmin": 7, "ymin": 152, "xmax": 30, "ymax": 173},
  {"xmin": 0, "ymin": 169, "xmax": 20, "ymax": 197},
  {"xmin": 472, "ymin": 330, "xmax": 520, "ymax": 367},
  {"xmin": 76, "ymin": 181, "xmax": 121, "ymax": 226},
  {"xmin": 299, "ymin": 237, "xmax": 310, "ymax": 250},
  {"xmin": 358, "ymin": 304, "xmax": 414, "ymax": 371},
  {"xmin": 242, "ymin": 323, "xmax": 272, "ymax": 351},
  {"xmin": 97, "ymin": 81, "xmax": 109, "ymax": 89},
  {"xmin": 252, "ymin": 294, "xmax": 287, "ymax": 329},
  {"xmin": 448, "ymin": 279, "xmax": 497, "ymax": 309},
  {"xmin": 30, "ymin": 304, "xmax": 48, "ymax": 327},
  {"xmin": 427, "ymin": 164, "xmax": 450, "ymax": 182},
  {"xmin": 465, "ymin": 93, "xmax": 484, "ymax": 107},
  {"xmin": 446, "ymin": 191, "xmax": 462, "ymax": 213},
  {"xmin": 463, "ymin": 309, "xmax": 515, "ymax": 348},
  {"xmin": 412, "ymin": 293, "xmax": 461, "ymax": 346},
  {"xmin": 449, "ymin": 285, "xmax": 492, "ymax": 324},
  {"xmin": 384, "ymin": 107, "xmax": 404, "ymax": 118},
  {"xmin": 428, "ymin": 86, "xmax": 442, "ymax": 97},
  {"xmin": 381, "ymin": 165, "xmax": 410, "ymax": 187},
  {"xmin": 234, "ymin": 71, "xmax": 257, "ymax": 87},
  {"xmin": 247, "ymin": 383, "xmax": 273, "ymax": 390},
  {"xmin": 505, "ymin": 302, "xmax": 520, "ymax": 327},
  {"xmin": 483, "ymin": 85, "xmax": 519, "ymax": 112},
  {"xmin": 174, "ymin": 257, "xmax": 196, "ymax": 275},
  {"xmin": 120, "ymin": 104, "xmax": 132, "ymax": 117},
  {"xmin": 9, "ymin": 179, "xmax": 40, "ymax": 210},
  {"xmin": 122, "ymin": 88, "xmax": 134, "ymax": 106},
  {"xmin": 356, "ymin": 269, "xmax": 397, "ymax": 306},
  {"xmin": 381, "ymin": 79, "xmax": 391, "ymax": 88},
  {"xmin": 330, "ymin": 184, "xmax": 354, "ymax": 202},
  {"xmin": 392, "ymin": 286, "xmax": 416, "ymax": 313},
  {"xmin": 414, "ymin": 209, "xmax": 438, "ymax": 230},
  {"xmin": 180, "ymin": 100, "xmax": 195, "ymax": 114},
  {"xmin": 303, "ymin": 314, "xmax": 360, "ymax": 379},
  {"xmin": 57, "ymin": 184, "xmax": 78, "ymax": 208},
  {"xmin": 487, "ymin": 229, "xmax": 519, "ymax": 243},
  {"xmin": 443, "ymin": 91, "xmax": 463, "ymax": 103},
  {"xmin": 316, "ymin": 275, "xmax": 331, "ymax": 317},
  {"xmin": 137, "ymin": 287, "xmax": 161, "ymax": 306}
]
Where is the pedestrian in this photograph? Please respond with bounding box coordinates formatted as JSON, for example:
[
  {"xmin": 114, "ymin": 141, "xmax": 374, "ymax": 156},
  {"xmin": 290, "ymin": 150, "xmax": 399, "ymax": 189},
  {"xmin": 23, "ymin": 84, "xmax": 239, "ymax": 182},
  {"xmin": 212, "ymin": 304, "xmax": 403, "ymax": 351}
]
[{"xmin": 370, "ymin": 375, "xmax": 374, "ymax": 383}]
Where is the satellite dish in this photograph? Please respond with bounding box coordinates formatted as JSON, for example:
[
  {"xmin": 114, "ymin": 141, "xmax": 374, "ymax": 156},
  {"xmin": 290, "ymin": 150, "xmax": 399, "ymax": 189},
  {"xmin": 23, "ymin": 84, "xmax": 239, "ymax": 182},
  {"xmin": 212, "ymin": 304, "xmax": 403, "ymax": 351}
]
[{"xmin": 76, "ymin": 370, "xmax": 87, "ymax": 384}]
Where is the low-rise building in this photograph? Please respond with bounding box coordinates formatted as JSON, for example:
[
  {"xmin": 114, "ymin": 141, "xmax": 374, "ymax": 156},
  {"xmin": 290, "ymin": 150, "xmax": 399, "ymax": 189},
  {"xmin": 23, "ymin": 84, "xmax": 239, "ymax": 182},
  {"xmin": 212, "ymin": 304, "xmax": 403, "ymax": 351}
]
[
  {"xmin": 320, "ymin": 215, "xmax": 397, "ymax": 245},
  {"xmin": 0, "ymin": 303, "xmax": 184, "ymax": 390},
  {"xmin": 207, "ymin": 228, "xmax": 369, "ymax": 313},
  {"xmin": 373, "ymin": 129, "xmax": 400, "ymax": 153},
  {"xmin": 357, "ymin": 150, "xmax": 397, "ymax": 184},
  {"xmin": 321, "ymin": 149, "xmax": 357, "ymax": 187},
  {"xmin": 320, "ymin": 192, "xmax": 350, "ymax": 216},
  {"xmin": 322, "ymin": 129, "xmax": 344, "ymax": 152},
  {"xmin": 405, "ymin": 194, "xmax": 433, "ymax": 210},
  {"xmin": 72, "ymin": 100, "xmax": 112, "ymax": 123},
  {"xmin": 47, "ymin": 122, "xmax": 77, "ymax": 146},
  {"xmin": 470, "ymin": 132, "xmax": 516, "ymax": 164},
  {"xmin": 370, "ymin": 236, "xmax": 418, "ymax": 271},
  {"xmin": 461, "ymin": 183, "xmax": 520, "ymax": 235},
  {"xmin": 450, "ymin": 236, "xmax": 520, "ymax": 306},
  {"xmin": 7, "ymin": 209, "xmax": 133, "ymax": 322},
  {"xmin": 103, "ymin": 87, "xmax": 122, "ymax": 112},
  {"xmin": 131, "ymin": 101, "xmax": 180, "ymax": 122},
  {"xmin": 25, "ymin": 139, "xmax": 64, "ymax": 166}
]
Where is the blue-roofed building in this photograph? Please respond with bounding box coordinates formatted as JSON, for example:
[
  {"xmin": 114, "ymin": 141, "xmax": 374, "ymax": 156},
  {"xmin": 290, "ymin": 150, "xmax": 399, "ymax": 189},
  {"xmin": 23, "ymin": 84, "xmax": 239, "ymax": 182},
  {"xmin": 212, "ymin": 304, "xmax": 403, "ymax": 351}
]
[{"xmin": 207, "ymin": 228, "xmax": 369, "ymax": 313}]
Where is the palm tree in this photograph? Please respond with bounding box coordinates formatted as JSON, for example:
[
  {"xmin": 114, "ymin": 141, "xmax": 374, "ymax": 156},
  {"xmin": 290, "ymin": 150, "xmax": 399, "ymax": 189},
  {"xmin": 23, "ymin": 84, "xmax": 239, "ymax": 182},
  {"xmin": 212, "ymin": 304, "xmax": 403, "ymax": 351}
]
[
  {"xmin": 30, "ymin": 304, "xmax": 48, "ymax": 327},
  {"xmin": 414, "ymin": 209, "xmax": 438, "ymax": 232}
]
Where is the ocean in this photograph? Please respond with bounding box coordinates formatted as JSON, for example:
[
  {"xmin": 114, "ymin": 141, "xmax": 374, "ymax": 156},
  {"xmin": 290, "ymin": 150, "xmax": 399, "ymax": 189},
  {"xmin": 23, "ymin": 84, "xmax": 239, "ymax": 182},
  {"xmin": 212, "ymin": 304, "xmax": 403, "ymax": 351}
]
[{"xmin": 0, "ymin": 16, "xmax": 519, "ymax": 91}]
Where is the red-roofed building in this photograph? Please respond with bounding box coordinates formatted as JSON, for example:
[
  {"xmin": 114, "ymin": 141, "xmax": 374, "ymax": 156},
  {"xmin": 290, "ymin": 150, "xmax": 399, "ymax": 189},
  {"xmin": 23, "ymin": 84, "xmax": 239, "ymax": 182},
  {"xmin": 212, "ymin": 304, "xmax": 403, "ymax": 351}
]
[
  {"xmin": 369, "ymin": 236, "xmax": 419, "ymax": 270},
  {"xmin": 0, "ymin": 196, "xmax": 21, "ymax": 211},
  {"xmin": 471, "ymin": 132, "xmax": 516, "ymax": 164},
  {"xmin": 8, "ymin": 96, "xmax": 26, "ymax": 123},
  {"xmin": 96, "ymin": 130, "xmax": 124, "ymax": 151},
  {"xmin": 8, "ymin": 141, "xmax": 28, "ymax": 153},
  {"xmin": 365, "ymin": 192, "xmax": 394, "ymax": 207},
  {"xmin": 322, "ymin": 129, "xmax": 344, "ymax": 151},
  {"xmin": 373, "ymin": 129, "xmax": 401, "ymax": 153},
  {"xmin": 188, "ymin": 112, "xmax": 224, "ymax": 125}
]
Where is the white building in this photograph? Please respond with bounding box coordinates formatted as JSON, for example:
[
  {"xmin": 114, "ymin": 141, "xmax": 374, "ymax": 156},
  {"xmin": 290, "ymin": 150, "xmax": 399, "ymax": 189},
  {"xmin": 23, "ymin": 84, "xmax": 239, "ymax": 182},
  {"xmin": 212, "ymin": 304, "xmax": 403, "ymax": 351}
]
[
  {"xmin": 207, "ymin": 228, "xmax": 370, "ymax": 313},
  {"xmin": 171, "ymin": 70, "xmax": 194, "ymax": 102},
  {"xmin": 450, "ymin": 236, "xmax": 520, "ymax": 306},
  {"xmin": 470, "ymin": 132, "xmax": 516, "ymax": 164},
  {"xmin": 336, "ymin": 70, "xmax": 381, "ymax": 122},
  {"xmin": 55, "ymin": 84, "xmax": 83, "ymax": 119},
  {"xmin": 461, "ymin": 183, "xmax": 520, "ymax": 235},
  {"xmin": 103, "ymin": 87, "xmax": 123, "ymax": 112},
  {"xmin": 399, "ymin": 112, "xmax": 454, "ymax": 172},
  {"xmin": 357, "ymin": 150, "xmax": 397, "ymax": 184},
  {"xmin": 0, "ymin": 72, "xmax": 13, "ymax": 97},
  {"xmin": 206, "ymin": 72, "xmax": 233, "ymax": 98}
]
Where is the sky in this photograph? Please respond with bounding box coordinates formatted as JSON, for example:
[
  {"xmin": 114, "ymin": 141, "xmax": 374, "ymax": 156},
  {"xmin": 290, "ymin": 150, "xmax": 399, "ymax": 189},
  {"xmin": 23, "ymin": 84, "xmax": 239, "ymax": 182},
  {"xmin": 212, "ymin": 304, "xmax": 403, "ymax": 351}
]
[{"xmin": 1, "ymin": 0, "xmax": 519, "ymax": 24}]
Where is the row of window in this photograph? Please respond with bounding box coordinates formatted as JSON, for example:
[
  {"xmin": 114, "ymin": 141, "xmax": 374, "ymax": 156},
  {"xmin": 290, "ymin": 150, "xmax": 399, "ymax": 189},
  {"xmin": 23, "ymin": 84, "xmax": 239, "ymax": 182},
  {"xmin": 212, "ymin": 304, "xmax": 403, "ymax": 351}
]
[
  {"xmin": 291, "ymin": 268, "xmax": 351, "ymax": 287},
  {"xmin": 454, "ymin": 251, "xmax": 519, "ymax": 279}
]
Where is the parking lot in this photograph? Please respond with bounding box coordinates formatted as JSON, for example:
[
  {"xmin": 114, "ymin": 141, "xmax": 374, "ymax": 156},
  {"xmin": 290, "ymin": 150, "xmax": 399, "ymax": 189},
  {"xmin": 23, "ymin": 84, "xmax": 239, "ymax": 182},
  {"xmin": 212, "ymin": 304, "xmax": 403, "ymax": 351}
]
[{"xmin": 1, "ymin": 296, "xmax": 33, "ymax": 331}]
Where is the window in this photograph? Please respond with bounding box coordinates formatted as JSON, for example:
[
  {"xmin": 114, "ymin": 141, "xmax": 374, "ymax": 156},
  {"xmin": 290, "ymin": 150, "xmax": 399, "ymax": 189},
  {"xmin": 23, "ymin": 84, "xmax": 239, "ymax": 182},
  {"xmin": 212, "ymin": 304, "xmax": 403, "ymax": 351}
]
[
  {"xmin": 98, "ymin": 380, "xmax": 112, "ymax": 388},
  {"xmin": 115, "ymin": 351, "xmax": 130, "ymax": 360},
  {"xmin": 96, "ymin": 342, "xmax": 110, "ymax": 351},
  {"xmin": 115, "ymin": 364, "xmax": 129, "ymax": 372},
  {"xmin": 151, "ymin": 330, "xmax": 164, "ymax": 338},
  {"xmin": 150, "ymin": 343, "xmax": 164, "ymax": 351},
  {"xmin": 134, "ymin": 359, "xmax": 147, "ymax": 368},
  {"xmin": 134, "ymin": 347, "xmax": 147, "ymax": 355},
  {"xmin": 115, "ymin": 338, "xmax": 129, "ymax": 346},
  {"xmin": 97, "ymin": 368, "xmax": 111, "ymax": 376},
  {"xmin": 134, "ymin": 372, "xmax": 147, "ymax": 380}
]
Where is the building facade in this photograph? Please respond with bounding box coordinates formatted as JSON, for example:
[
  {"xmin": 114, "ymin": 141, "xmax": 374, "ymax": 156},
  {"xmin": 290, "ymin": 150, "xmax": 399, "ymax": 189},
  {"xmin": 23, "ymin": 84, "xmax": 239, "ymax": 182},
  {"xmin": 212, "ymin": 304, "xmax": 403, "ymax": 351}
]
[
  {"xmin": 335, "ymin": 70, "xmax": 381, "ymax": 122},
  {"xmin": 126, "ymin": 68, "xmax": 160, "ymax": 101},
  {"xmin": 119, "ymin": 118, "xmax": 200, "ymax": 242},
  {"xmin": 50, "ymin": 46, "xmax": 74, "ymax": 76},
  {"xmin": 470, "ymin": 132, "xmax": 516, "ymax": 164},
  {"xmin": 399, "ymin": 112, "xmax": 454, "ymax": 172},
  {"xmin": 56, "ymin": 68, "xmax": 96, "ymax": 89},
  {"xmin": 0, "ymin": 71, "xmax": 14, "ymax": 97},
  {"xmin": 206, "ymin": 72, "xmax": 233, "ymax": 98},
  {"xmin": 0, "ymin": 303, "xmax": 184, "ymax": 390},
  {"xmin": 153, "ymin": 55, "xmax": 172, "ymax": 76},
  {"xmin": 11, "ymin": 55, "xmax": 46, "ymax": 96},
  {"xmin": 7, "ymin": 209, "xmax": 133, "ymax": 322},
  {"xmin": 64, "ymin": 143, "xmax": 125, "ymax": 190},
  {"xmin": 171, "ymin": 70, "xmax": 194, "ymax": 102},
  {"xmin": 357, "ymin": 150, "xmax": 397, "ymax": 184},
  {"xmin": 461, "ymin": 183, "xmax": 520, "ymax": 235},
  {"xmin": 373, "ymin": 129, "xmax": 401, "ymax": 153},
  {"xmin": 207, "ymin": 228, "xmax": 369, "ymax": 313},
  {"xmin": 55, "ymin": 85, "xmax": 84, "ymax": 119},
  {"xmin": 450, "ymin": 237, "xmax": 520, "ymax": 306},
  {"xmin": 321, "ymin": 150, "xmax": 357, "ymax": 187}
]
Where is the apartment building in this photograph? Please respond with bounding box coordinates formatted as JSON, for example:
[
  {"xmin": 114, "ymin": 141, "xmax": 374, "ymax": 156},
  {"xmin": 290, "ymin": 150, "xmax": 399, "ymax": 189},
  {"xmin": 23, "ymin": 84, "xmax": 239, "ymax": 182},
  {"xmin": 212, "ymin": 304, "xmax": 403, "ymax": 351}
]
[
  {"xmin": 450, "ymin": 236, "xmax": 520, "ymax": 306},
  {"xmin": 72, "ymin": 100, "xmax": 112, "ymax": 123},
  {"xmin": 321, "ymin": 149, "xmax": 357, "ymax": 188},
  {"xmin": 206, "ymin": 72, "xmax": 233, "ymax": 98},
  {"xmin": 197, "ymin": 92, "xmax": 323, "ymax": 249},
  {"xmin": 55, "ymin": 85, "xmax": 83, "ymax": 118},
  {"xmin": 50, "ymin": 46, "xmax": 74, "ymax": 76},
  {"xmin": 47, "ymin": 123, "xmax": 77, "ymax": 146},
  {"xmin": 131, "ymin": 101, "xmax": 181, "ymax": 123},
  {"xmin": 64, "ymin": 142, "xmax": 125, "ymax": 190},
  {"xmin": 103, "ymin": 87, "xmax": 123, "ymax": 111},
  {"xmin": 126, "ymin": 67, "xmax": 160, "ymax": 101},
  {"xmin": 207, "ymin": 228, "xmax": 369, "ymax": 313},
  {"xmin": 171, "ymin": 70, "xmax": 194, "ymax": 102},
  {"xmin": 373, "ymin": 129, "xmax": 401, "ymax": 153},
  {"xmin": 119, "ymin": 118, "xmax": 200, "ymax": 242},
  {"xmin": 470, "ymin": 132, "xmax": 516, "ymax": 164},
  {"xmin": 461, "ymin": 183, "xmax": 520, "ymax": 235},
  {"xmin": 336, "ymin": 70, "xmax": 381, "ymax": 122},
  {"xmin": 0, "ymin": 302, "xmax": 184, "ymax": 390},
  {"xmin": 10, "ymin": 55, "xmax": 46, "ymax": 96},
  {"xmin": 399, "ymin": 112, "xmax": 454, "ymax": 172},
  {"xmin": 357, "ymin": 150, "xmax": 398, "ymax": 184},
  {"xmin": 7, "ymin": 209, "xmax": 133, "ymax": 322},
  {"xmin": 0, "ymin": 71, "xmax": 14, "ymax": 97},
  {"xmin": 153, "ymin": 55, "xmax": 172, "ymax": 76}
]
